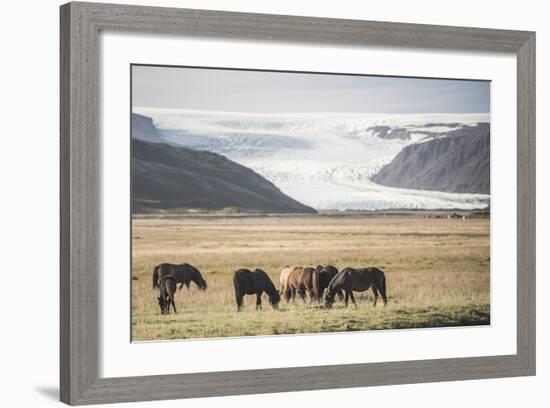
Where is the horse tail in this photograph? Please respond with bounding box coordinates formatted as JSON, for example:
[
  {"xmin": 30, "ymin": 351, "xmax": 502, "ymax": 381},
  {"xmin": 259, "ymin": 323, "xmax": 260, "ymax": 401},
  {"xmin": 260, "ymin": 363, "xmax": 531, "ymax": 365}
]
[
  {"xmin": 379, "ymin": 269, "xmax": 388, "ymax": 306},
  {"xmin": 233, "ymin": 272, "xmax": 243, "ymax": 310},
  {"xmin": 160, "ymin": 276, "xmax": 177, "ymax": 313},
  {"xmin": 232, "ymin": 272, "xmax": 240, "ymax": 294},
  {"xmin": 152, "ymin": 266, "xmax": 159, "ymax": 289}
]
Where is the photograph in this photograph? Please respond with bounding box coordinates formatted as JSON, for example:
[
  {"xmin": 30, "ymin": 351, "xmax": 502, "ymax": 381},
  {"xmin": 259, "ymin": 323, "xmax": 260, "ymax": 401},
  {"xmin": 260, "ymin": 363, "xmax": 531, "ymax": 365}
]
[{"xmin": 130, "ymin": 65, "xmax": 491, "ymax": 341}]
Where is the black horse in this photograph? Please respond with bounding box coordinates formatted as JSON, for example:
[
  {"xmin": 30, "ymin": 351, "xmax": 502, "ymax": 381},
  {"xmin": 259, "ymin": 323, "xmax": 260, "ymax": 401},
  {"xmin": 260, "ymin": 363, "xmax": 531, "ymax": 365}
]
[
  {"xmin": 157, "ymin": 275, "xmax": 177, "ymax": 314},
  {"xmin": 233, "ymin": 268, "xmax": 281, "ymax": 312},
  {"xmin": 325, "ymin": 267, "xmax": 387, "ymax": 309},
  {"xmin": 315, "ymin": 265, "xmax": 343, "ymax": 300},
  {"xmin": 152, "ymin": 263, "xmax": 207, "ymax": 291}
]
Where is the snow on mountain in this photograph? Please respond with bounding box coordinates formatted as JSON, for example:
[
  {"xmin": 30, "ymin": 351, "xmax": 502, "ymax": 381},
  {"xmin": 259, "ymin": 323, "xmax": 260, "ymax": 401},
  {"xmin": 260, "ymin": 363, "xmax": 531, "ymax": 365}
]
[{"xmin": 133, "ymin": 108, "xmax": 490, "ymax": 211}]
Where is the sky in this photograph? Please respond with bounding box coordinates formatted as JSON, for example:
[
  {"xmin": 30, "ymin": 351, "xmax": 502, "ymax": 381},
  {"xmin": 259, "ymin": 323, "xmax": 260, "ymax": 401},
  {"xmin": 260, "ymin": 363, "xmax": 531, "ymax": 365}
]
[{"xmin": 132, "ymin": 65, "xmax": 490, "ymax": 114}]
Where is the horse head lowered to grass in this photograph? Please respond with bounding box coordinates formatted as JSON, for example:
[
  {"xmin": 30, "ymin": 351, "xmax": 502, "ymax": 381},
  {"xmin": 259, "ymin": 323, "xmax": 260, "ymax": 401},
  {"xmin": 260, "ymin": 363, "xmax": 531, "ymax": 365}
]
[
  {"xmin": 153, "ymin": 263, "xmax": 207, "ymax": 291},
  {"xmin": 233, "ymin": 268, "xmax": 280, "ymax": 312},
  {"xmin": 325, "ymin": 267, "xmax": 387, "ymax": 309}
]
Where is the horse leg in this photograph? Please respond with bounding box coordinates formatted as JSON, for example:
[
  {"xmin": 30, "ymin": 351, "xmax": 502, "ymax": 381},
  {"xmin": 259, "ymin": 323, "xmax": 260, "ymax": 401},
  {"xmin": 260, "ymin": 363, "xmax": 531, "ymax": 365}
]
[
  {"xmin": 372, "ymin": 285, "xmax": 379, "ymax": 307},
  {"xmin": 185, "ymin": 281, "xmax": 190, "ymax": 289},
  {"xmin": 312, "ymin": 286, "xmax": 321, "ymax": 303},
  {"xmin": 349, "ymin": 291, "xmax": 357, "ymax": 308},
  {"xmin": 298, "ymin": 289, "xmax": 307, "ymax": 303},
  {"xmin": 284, "ymin": 288, "xmax": 291, "ymax": 303},
  {"xmin": 380, "ymin": 283, "xmax": 388, "ymax": 307},
  {"xmin": 308, "ymin": 289, "xmax": 315, "ymax": 303},
  {"xmin": 170, "ymin": 294, "xmax": 177, "ymax": 314},
  {"xmin": 256, "ymin": 293, "xmax": 262, "ymax": 310},
  {"xmin": 236, "ymin": 294, "xmax": 243, "ymax": 312},
  {"xmin": 179, "ymin": 283, "xmax": 184, "ymax": 290},
  {"xmin": 284, "ymin": 288, "xmax": 292, "ymax": 303},
  {"xmin": 344, "ymin": 290, "xmax": 350, "ymax": 307}
]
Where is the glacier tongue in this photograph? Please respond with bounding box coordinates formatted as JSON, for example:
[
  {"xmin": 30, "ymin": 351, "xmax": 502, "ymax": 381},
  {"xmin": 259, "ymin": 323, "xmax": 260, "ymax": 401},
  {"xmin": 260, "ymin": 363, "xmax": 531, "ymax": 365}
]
[{"xmin": 133, "ymin": 108, "xmax": 490, "ymax": 211}]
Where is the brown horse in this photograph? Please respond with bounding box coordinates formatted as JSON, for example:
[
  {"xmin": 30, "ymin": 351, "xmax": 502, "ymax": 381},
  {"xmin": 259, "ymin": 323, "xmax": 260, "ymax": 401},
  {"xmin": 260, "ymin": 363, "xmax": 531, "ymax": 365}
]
[
  {"xmin": 324, "ymin": 267, "xmax": 387, "ymax": 309},
  {"xmin": 233, "ymin": 268, "xmax": 281, "ymax": 312},
  {"xmin": 284, "ymin": 266, "xmax": 320, "ymax": 303},
  {"xmin": 157, "ymin": 275, "xmax": 177, "ymax": 314},
  {"xmin": 152, "ymin": 263, "xmax": 207, "ymax": 291}
]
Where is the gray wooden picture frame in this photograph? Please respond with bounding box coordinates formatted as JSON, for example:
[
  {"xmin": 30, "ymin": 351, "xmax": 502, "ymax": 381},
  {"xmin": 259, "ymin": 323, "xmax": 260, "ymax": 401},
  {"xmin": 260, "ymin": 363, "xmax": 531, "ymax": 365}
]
[{"xmin": 60, "ymin": 2, "xmax": 536, "ymax": 405}]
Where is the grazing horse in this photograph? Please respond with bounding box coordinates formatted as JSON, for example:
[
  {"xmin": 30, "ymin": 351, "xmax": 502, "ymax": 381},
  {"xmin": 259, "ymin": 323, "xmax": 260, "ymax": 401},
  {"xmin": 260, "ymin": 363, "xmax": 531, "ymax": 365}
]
[
  {"xmin": 157, "ymin": 275, "xmax": 177, "ymax": 314},
  {"xmin": 279, "ymin": 266, "xmax": 296, "ymax": 302},
  {"xmin": 233, "ymin": 268, "xmax": 281, "ymax": 312},
  {"xmin": 284, "ymin": 266, "xmax": 320, "ymax": 303},
  {"xmin": 324, "ymin": 267, "xmax": 387, "ymax": 309},
  {"xmin": 152, "ymin": 263, "xmax": 207, "ymax": 291},
  {"xmin": 315, "ymin": 265, "xmax": 343, "ymax": 300}
]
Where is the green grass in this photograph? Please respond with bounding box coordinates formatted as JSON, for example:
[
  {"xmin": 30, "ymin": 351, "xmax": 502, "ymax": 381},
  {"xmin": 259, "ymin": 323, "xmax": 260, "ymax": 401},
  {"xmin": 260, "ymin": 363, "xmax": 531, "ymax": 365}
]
[{"xmin": 132, "ymin": 299, "xmax": 490, "ymax": 340}]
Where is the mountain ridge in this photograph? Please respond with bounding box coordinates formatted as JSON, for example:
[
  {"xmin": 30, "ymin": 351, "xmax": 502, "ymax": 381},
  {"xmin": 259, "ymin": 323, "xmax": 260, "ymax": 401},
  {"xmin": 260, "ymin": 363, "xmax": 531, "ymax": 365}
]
[
  {"xmin": 371, "ymin": 123, "xmax": 490, "ymax": 194},
  {"xmin": 132, "ymin": 114, "xmax": 317, "ymax": 214}
]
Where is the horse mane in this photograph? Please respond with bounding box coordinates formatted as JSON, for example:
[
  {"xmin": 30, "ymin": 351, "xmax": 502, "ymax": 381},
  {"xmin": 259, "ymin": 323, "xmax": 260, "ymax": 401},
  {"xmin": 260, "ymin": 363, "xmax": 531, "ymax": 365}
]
[
  {"xmin": 264, "ymin": 277, "xmax": 278, "ymax": 296},
  {"xmin": 255, "ymin": 269, "xmax": 278, "ymax": 298},
  {"xmin": 189, "ymin": 264, "xmax": 207, "ymax": 289},
  {"xmin": 326, "ymin": 269, "xmax": 345, "ymax": 297},
  {"xmin": 254, "ymin": 268, "xmax": 269, "ymax": 280}
]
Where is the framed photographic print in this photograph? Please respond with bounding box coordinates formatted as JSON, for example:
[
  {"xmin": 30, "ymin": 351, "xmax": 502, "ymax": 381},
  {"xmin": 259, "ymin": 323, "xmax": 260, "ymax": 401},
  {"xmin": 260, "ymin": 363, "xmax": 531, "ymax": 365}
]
[{"xmin": 60, "ymin": 2, "xmax": 536, "ymax": 405}]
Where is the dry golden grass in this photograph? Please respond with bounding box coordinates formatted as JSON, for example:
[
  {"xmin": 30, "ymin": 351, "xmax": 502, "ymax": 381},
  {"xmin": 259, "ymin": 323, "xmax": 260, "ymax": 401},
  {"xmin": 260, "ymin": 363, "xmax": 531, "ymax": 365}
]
[{"xmin": 131, "ymin": 215, "xmax": 490, "ymax": 341}]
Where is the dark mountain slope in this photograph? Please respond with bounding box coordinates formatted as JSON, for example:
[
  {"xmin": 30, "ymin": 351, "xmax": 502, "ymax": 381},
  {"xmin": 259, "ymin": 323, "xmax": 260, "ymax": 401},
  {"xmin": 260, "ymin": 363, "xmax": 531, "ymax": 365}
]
[
  {"xmin": 132, "ymin": 115, "xmax": 317, "ymax": 214},
  {"xmin": 371, "ymin": 123, "xmax": 490, "ymax": 194},
  {"xmin": 132, "ymin": 113, "xmax": 164, "ymax": 143}
]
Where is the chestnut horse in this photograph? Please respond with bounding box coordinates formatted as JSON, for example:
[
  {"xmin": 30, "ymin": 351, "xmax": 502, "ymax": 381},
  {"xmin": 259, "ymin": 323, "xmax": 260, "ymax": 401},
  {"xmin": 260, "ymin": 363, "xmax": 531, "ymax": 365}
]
[{"xmin": 284, "ymin": 266, "xmax": 320, "ymax": 303}]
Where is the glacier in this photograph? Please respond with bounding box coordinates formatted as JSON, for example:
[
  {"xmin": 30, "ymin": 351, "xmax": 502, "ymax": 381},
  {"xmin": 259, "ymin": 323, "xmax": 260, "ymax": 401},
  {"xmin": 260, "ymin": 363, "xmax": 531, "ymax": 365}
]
[{"xmin": 133, "ymin": 108, "xmax": 490, "ymax": 211}]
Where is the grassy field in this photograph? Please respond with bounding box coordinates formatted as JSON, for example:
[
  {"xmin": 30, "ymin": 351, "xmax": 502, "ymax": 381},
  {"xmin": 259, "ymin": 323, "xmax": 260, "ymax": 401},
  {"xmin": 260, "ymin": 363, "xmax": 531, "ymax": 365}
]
[{"xmin": 131, "ymin": 214, "xmax": 490, "ymax": 341}]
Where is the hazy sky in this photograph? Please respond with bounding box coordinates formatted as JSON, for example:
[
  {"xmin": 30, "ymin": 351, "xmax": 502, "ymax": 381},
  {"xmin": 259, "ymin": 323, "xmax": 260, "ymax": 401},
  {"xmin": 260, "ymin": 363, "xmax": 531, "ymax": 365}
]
[{"xmin": 132, "ymin": 65, "xmax": 490, "ymax": 114}]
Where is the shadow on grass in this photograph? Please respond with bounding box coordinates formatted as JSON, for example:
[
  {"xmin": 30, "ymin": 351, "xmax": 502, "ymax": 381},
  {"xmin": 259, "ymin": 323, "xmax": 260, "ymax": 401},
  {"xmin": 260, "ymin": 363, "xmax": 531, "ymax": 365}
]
[{"xmin": 347, "ymin": 305, "xmax": 490, "ymax": 332}]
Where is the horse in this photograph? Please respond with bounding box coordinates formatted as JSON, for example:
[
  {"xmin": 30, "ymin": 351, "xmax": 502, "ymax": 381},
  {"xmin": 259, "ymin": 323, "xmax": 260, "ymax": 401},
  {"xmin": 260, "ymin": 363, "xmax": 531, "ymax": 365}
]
[
  {"xmin": 233, "ymin": 268, "xmax": 281, "ymax": 312},
  {"xmin": 284, "ymin": 266, "xmax": 320, "ymax": 303},
  {"xmin": 152, "ymin": 263, "xmax": 207, "ymax": 291},
  {"xmin": 279, "ymin": 265, "xmax": 295, "ymax": 302},
  {"xmin": 315, "ymin": 265, "xmax": 343, "ymax": 300},
  {"xmin": 324, "ymin": 267, "xmax": 387, "ymax": 309},
  {"xmin": 157, "ymin": 275, "xmax": 177, "ymax": 314}
]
